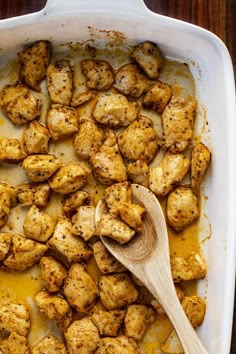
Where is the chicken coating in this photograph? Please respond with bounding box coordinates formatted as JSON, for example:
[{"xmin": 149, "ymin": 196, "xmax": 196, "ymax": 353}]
[
  {"xmin": 0, "ymin": 332, "xmax": 30, "ymax": 354},
  {"xmin": 71, "ymin": 90, "xmax": 97, "ymax": 107},
  {"xmin": 23, "ymin": 120, "xmax": 50, "ymax": 155},
  {"xmin": 0, "ymin": 302, "xmax": 30, "ymax": 337},
  {"xmin": 0, "ymin": 233, "xmax": 12, "ymax": 261},
  {"xmin": 48, "ymin": 216, "xmax": 92, "ymax": 263},
  {"xmin": 149, "ymin": 153, "xmax": 190, "ymax": 197},
  {"xmin": 65, "ymin": 318, "xmax": 100, "ymax": 354},
  {"xmin": 99, "ymin": 273, "xmax": 138, "ymax": 310},
  {"xmin": 143, "ymin": 81, "xmax": 172, "ymax": 114},
  {"xmin": 171, "ymin": 252, "xmax": 207, "ymax": 282},
  {"xmin": 105, "ymin": 181, "xmax": 132, "ymax": 216},
  {"xmin": 46, "ymin": 104, "xmax": 79, "ymax": 141},
  {"xmin": 118, "ymin": 202, "xmax": 146, "ymax": 232},
  {"xmin": 17, "ymin": 182, "xmax": 51, "ymax": 206},
  {"xmin": 96, "ymin": 336, "xmax": 140, "ymax": 354},
  {"xmin": 49, "ymin": 162, "xmax": 91, "ymax": 194},
  {"xmin": 81, "ymin": 59, "xmax": 114, "ymax": 90},
  {"xmin": 130, "ymin": 41, "xmax": 165, "ymax": 79},
  {"xmin": 191, "ymin": 142, "xmax": 211, "ymax": 188},
  {"xmin": 124, "ymin": 304, "xmax": 155, "ymax": 340},
  {"xmin": 167, "ymin": 186, "xmax": 199, "ymax": 231},
  {"xmin": 22, "ymin": 154, "xmax": 61, "ymax": 182},
  {"xmin": 0, "ymin": 192, "xmax": 11, "ymax": 229},
  {"xmin": 162, "ymin": 96, "xmax": 197, "ymax": 153},
  {"xmin": 71, "ymin": 205, "xmax": 96, "ymax": 241},
  {"xmin": 35, "ymin": 290, "xmax": 72, "ymax": 331},
  {"xmin": 92, "ymin": 309, "xmax": 125, "ymax": 337},
  {"xmin": 118, "ymin": 116, "xmax": 159, "ymax": 162},
  {"xmin": 3, "ymin": 233, "xmax": 47, "ymax": 271},
  {"xmin": 23, "ymin": 205, "xmax": 55, "ymax": 242},
  {"xmin": 47, "ymin": 60, "xmax": 73, "ymax": 105},
  {"xmin": 93, "ymin": 240, "xmax": 126, "ymax": 274},
  {"xmin": 40, "ymin": 256, "xmax": 67, "ymax": 292},
  {"xmin": 63, "ymin": 190, "xmax": 94, "ymax": 218},
  {"xmin": 63, "ymin": 263, "xmax": 99, "ymax": 313},
  {"xmin": 0, "ymin": 137, "xmax": 26, "ymax": 162},
  {"xmin": 0, "ymin": 182, "xmax": 17, "ymax": 207},
  {"xmin": 182, "ymin": 295, "xmax": 206, "ymax": 328},
  {"xmin": 0, "ymin": 83, "xmax": 41, "ymax": 125},
  {"xmin": 31, "ymin": 335, "xmax": 67, "ymax": 354},
  {"xmin": 127, "ymin": 160, "xmax": 149, "ymax": 188},
  {"xmin": 73, "ymin": 119, "xmax": 105, "ymax": 160},
  {"xmin": 93, "ymin": 93, "xmax": 140, "ymax": 128},
  {"xmin": 114, "ymin": 63, "xmax": 150, "ymax": 98},
  {"xmin": 18, "ymin": 40, "xmax": 50, "ymax": 92}
]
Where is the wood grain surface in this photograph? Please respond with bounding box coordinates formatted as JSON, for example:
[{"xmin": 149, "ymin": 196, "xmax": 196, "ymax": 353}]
[{"xmin": 0, "ymin": 0, "xmax": 235, "ymax": 353}]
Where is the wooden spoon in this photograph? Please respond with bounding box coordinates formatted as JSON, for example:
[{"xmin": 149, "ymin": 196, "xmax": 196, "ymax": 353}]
[{"xmin": 95, "ymin": 183, "xmax": 208, "ymax": 354}]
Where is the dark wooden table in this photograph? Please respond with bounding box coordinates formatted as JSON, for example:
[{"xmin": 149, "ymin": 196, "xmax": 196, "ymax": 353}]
[{"xmin": 0, "ymin": 0, "xmax": 235, "ymax": 353}]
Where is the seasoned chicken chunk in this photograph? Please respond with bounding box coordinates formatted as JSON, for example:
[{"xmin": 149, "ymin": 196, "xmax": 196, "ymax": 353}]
[
  {"xmin": 49, "ymin": 162, "xmax": 91, "ymax": 194},
  {"xmin": 124, "ymin": 304, "xmax": 155, "ymax": 340},
  {"xmin": 17, "ymin": 182, "xmax": 51, "ymax": 206},
  {"xmin": 65, "ymin": 318, "xmax": 100, "ymax": 354},
  {"xmin": 63, "ymin": 190, "xmax": 94, "ymax": 218},
  {"xmin": 22, "ymin": 154, "xmax": 61, "ymax": 182},
  {"xmin": 127, "ymin": 160, "xmax": 149, "ymax": 187},
  {"xmin": 0, "ymin": 193, "xmax": 11, "ymax": 229},
  {"xmin": 18, "ymin": 40, "xmax": 50, "ymax": 92},
  {"xmin": 162, "ymin": 97, "xmax": 197, "ymax": 153},
  {"xmin": 81, "ymin": 59, "xmax": 114, "ymax": 90},
  {"xmin": 73, "ymin": 119, "xmax": 105, "ymax": 159},
  {"xmin": 114, "ymin": 63, "xmax": 150, "ymax": 98},
  {"xmin": 0, "ymin": 83, "xmax": 41, "ymax": 125},
  {"xmin": 118, "ymin": 202, "xmax": 146, "ymax": 232},
  {"xmin": 23, "ymin": 120, "xmax": 50, "ymax": 154},
  {"xmin": 31, "ymin": 335, "xmax": 67, "ymax": 354},
  {"xmin": 167, "ymin": 186, "xmax": 199, "ymax": 231},
  {"xmin": 0, "ymin": 182, "xmax": 17, "ymax": 207},
  {"xmin": 0, "ymin": 332, "xmax": 30, "ymax": 354},
  {"xmin": 99, "ymin": 273, "xmax": 138, "ymax": 310},
  {"xmin": 71, "ymin": 205, "xmax": 96, "ymax": 241},
  {"xmin": 171, "ymin": 252, "xmax": 207, "ymax": 282},
  {"xmin": 191, "ymin": 142, "xmax": 211, "ymax": 188},
  {"xmin": 0, "ymin": 302, "xmax": 30, "ymax": 337},
  {"xmin": 182, "ymin": 295, "xmax": 206, "ymax": 328},
  {"xmin": 48, "ymin": 216, "xmax": 92, "ymax": 263},
  {"xmin": 149, "ymin": 153, "xmax": 190, "ymax": 196},
  {"xmin": 46, "ymin": 104, "xmax": 79, "ymax": 141},
  {"xmin": 93, "ymin": 93, "xmax": 140, "ymax": 127},
  {"xmin": 40, "ymin": 256, "xmax": 67, "ymax": 292},
  {"xmin": 47, "ymin": 60, "xmax": 73, "ymax": 105},
  {"xmin": 35, "ymin": 290, "xmax": 72, "ymax": 331},
  {"xmin": 131, "ymin": 41, "xmax": 165, "ymax": 79},
  {"xmin": 0, "ymin": 233, "xmax": 12, "ymax": 261},
  {"xmin": 0, "ymin": 137, "xmax": 26, "ymax": 162},
  {"xmin": 63, "ymin": 263, "xmax": 99, "ymax": 313},
  {"xmin": 105, "ymin": 182, "xmax": 132, "ymax": 216},
  {"xmin": 92, "ymin": 309, "xmax": 125, "ymax": 337},
  {"xmin": 93, "ymin": 240, "xmax": 126, "ymax": 274},
  {"xmin": 143, "ymin": 81, "xmax": 172, "ymax": 114},
  {"xmin": 23, "ymin": 205, "xmax": 55, "ymax": 242},
  {"xmin": 71, "ymin": 90, "xmax": 96, "ymax": 107},
  {"xmin": 97, "ymin": 336, "xmax": 140, "ymax": 354},
  {"xmin": 118, "ymin": 116, "xmax": 159, "ymax": 162},
  {"xmin": 3, "ymin": 233, "xmax": 47, "ymax": 271}
]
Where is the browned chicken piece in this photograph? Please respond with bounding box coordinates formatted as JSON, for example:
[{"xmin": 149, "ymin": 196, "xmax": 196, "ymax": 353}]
[
  {"xmin": 49, "ymin": 162, "xmax": 91, "ymax": 194},
  {"xmin": 0, "ymin": 331, "xmax": 30, "ymax": 354},
  {"xmin": 96, "ymin": 336, "xmax": 140, "ymax": 354},
  {"xmin": 23, "ymin": 120, "xmax": 50, "ymax": 154},
  {"xmin": 93, "ymin": 93, "xmax": 140, "ymax": 128},
  {"xmin": 131, "ymin": 41, "xmax": 165, "ymax": 79},
  {"xmin": 0, "ymin": 137, "xmax": 26, "ymax": 162},
  {"xmin": 35, "ymin": 290, "xmax": 72, "ymax": 332},
  {"xmin": 191, "ymin": 142, "xmax": 211, "ymax": 188},
  {"xmin": 124, "ymin": 304, "xmax": 155, "ymax": 340},
  {"xmin": 0, "ymin": 182, "xmax": 17, "ymax": 207},
  {"xmin": 127, "ymin": 160, "xmax": 149, "ymax": 187},
  {"xmin": 118, "ymin": 203, "xmax": 146, "ymax": 232},
  {"xmin": 118, "ymin": 116, "xmax": 160, "ymax": 162},
  {"xmin": 171, "ymin": 252, "xmax": 207, "ymax": 283},
  {"xmin": 167, "ymin": 186, "xmax": 199, "ymax": 231},
  {"xmin": 143, "ymin": 81, "xmax": 172, "ymax": 114},
  {"xmin": 3, "ymin": 233, "xmax": 47, "ymax": 271},
  {"xmin": 99, "ymin": 273, "xmax": 138, "ymax": 310},
  {"xmin": 71, "ymin": 205, "xmax": 96, "ymax": 241},
  {"xmin": 81, "ymin": 59, "xmax": 114, "ymax": 90},
  {"xmin": 18, "ymin": 40, "xmax": 50, "ymax": 92},
  {"xmin": 65, "ymin": 318, "xmax": 100, "ymax": 354},
  {"xmin": 93, "ymin": 240, "xmax": 126, "ymax": 274},
  {"xmin": 0, "ymin": 193, "xmax": 11, "ymax": 229},
  {"xmin": 46, "ymin": 104, "xmax": 79, "ymax": 141},
  {"xmin": 73, "ymin": 119, "xmax": 105, "ymax": 159},
  {"xmin": 0, "ymin": 83, "xmax": 41, "ymax": 125},
  {"xmin": 96, "ymin": 213, "xmax": 135, "ymax": 244},
  {"xmin": 149, "ymin": 153, "xmax": 190, "ymax": 197},
  {"xmin": 0, "ymin": 233, "xmax": 12, "ymax": 261},
  {"xmin": 105, "ymin": 181, "xmax": 132, "ymax": 217},
  {"xmin": 40, "ymin": 256, "xmax": 67, "ymax": 292},
  {"xmin": 63, "ymin": 263, "xmax": 99, "ymax": 314},
  {"xmin": 47, "ymin": 60, "xmax": 73, "ymax": 105},
  {"xmin": 31, "ymin": 335, "xmax": 67, "ymax": 354},
  {"xmin": 92, "ymin": 309, "xmax": 125, "ymax": 337},
  {"xmin": 71, "ymin": 90, "xmax": 97, "ymax": 107},
  {"xmin": 151, "ymin": 286, "xmax": 184, "ymax": 316},
  {"xmin": 162, "ymin": 96, "xmax": 197, "ymax": 153},
  {"xmin": 17, "ymin": 182, "xmax": 51, "ymax": 206},
  {"xmin": 22, "ymin": 154, "xmax": 61, "ymax": 182},
  {"xmin": 114, "ymin": 63, "xmax": 150, "ymax": 98},
  {"xmin": 47, "ymin": 216, "xmax": 92, "ymax": 263},
  {"xmin": 0, "ymin": 302, "xmax": 30, "ymax": 337},
  {"xmin": 91, "ymin": 130, "xmax": 127, "ymax": 185},
  {"xmin": 63, "ymin": 190, "xmax": 94, "ymax": 218}
]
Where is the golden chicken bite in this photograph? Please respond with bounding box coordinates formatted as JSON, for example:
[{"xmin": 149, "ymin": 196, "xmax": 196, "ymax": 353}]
[
  {"xmin": 93, "ymin": 240, "xmax": 126, "ymax": 274},
  {"xmin": 182, "ymin": 295, "xmax": 206, "ymax": 328},
  {"xmin": 31, "ymin": 335, "xmax": 67, "ymax": 354},
  {"xmin": 105, "ymin": 181, "xmax": 132, "ymax": 216},
  {"xmin": 63, "ymin": 190, "xmax": 94, "ymax": 218},
  {"xmin": 40, "ymin": 256, "xmax": 67, "ymax": 293},
  {"xmin": 17, "ymin": 182, "xmax": 51, "ymax": 206},
  {"xmin": 23, "ymin": 120, "xmax": 50, "ymax": 155},
  {"xmin": 0, "ymin": 137, "xmax": 26, "ymax": 162},
  {"xmin": 71, "ymin": 90, "xmax": 97, "ymax": 107},
  {"xmin": 71, "ymin": 205, "xmax": 96, "ymax": 241},
  {"xmin": 124, "ymin": 304, "xmax": 156, "ymax": 340},
  {"xmin": 143, "ymin": 80, "xmax": 172, "ymax": 114},
  {"xmin": 0, "ymin": 192, "xmax": 11, "ymax": 229},
  {"xmin": 171, "ymin": 252, "xmax": 207, "ymax": 282},
  {"xmin": 127, "ymin": 160, "xmax": 149, "ymax": 188},
  {"xmin": 0, "ymin": 332, "xmax": 30, "ymax": 354},
  {"xmin": 92, "ymin": 309, "xmax": 125, "ymax": 337},
  {"xmin": 118, "ymin": 202, "xmax": 146, "ymax": 232},
  {"xmin": 0, "ymin": 302, "xmax": 30, "ymax": 337},
  {"xmin": 0, "ymin": 182, "xmax": 17, "ymax": 207},
  {"xmin": 0, "ymin": 232, "xmax": 12, "ymax": 261},
  {"xmin": 22, "ymin": 154, "xmax": 61, "ymax": 182},
  {"xmin": 97, "ymin": 336, "xmax": 140, "ymax": 354},
  {"xmin": 191, "ymin": 142, "xmax": 211, "ymax": 188},
  {"xmin": 81, "ymin": 59, "xmax": 114, "ymax": 90}
]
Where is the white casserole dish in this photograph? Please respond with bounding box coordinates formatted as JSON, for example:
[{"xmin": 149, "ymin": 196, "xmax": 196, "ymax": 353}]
[{"xmin": 0, "ymin": 0, "xmax": 236, "ymax": 353}]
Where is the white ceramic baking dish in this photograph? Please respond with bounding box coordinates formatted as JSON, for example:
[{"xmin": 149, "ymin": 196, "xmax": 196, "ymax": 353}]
[{"xmin": 0, "ymin": 1, "xmax": 236, "ymax": 353}]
